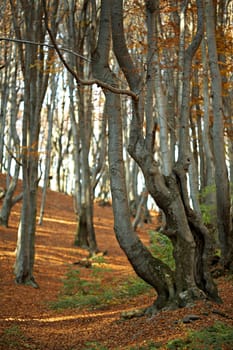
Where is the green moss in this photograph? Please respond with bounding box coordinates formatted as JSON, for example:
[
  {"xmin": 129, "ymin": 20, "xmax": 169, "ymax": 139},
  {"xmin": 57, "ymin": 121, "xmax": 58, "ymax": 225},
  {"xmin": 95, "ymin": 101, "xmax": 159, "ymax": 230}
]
[{"xmin": 167, "ymin": 322, "xmax": 233, "ymax": 349}]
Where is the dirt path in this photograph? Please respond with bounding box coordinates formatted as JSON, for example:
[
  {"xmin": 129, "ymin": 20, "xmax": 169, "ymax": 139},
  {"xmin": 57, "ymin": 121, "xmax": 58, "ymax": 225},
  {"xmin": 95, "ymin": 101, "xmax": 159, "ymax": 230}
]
[{"xmin": 0, "ymin": 183, "xmax": 233, "ymax": 349}]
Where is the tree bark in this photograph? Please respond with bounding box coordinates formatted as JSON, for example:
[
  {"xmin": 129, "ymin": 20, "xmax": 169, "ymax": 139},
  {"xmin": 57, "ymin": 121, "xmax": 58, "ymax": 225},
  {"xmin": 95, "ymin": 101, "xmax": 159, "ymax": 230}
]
[
  {"xmin": 38, "ymin": 74, "xmax": 57, "ymax": 225},
  {"xmin": 64, "ymin": 0, "xmax": 98, "ymax": 254},
  {"xmin": 111, "ymin": 0, "xmax": 220, "ymax": 308},
  {"xmin": 204, "ymin": 0, "xmax": 233, "ymax": 269},
  {"xmin": 13, "ymin": 0, "xmax": 59, "ymax": 286},
  {"xmin": 92, "ymin": 0, "xmax": 175, "ymax": 312},
  {"xmin": 0, "ymin": 50, "xmax": 22, "ymax": 227}
]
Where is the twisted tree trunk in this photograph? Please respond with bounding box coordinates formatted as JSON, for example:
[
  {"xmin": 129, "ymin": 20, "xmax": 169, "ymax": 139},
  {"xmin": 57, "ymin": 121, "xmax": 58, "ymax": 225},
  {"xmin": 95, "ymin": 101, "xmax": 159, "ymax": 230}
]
[{"xmin": 91, "ymin": 0, "xmax": 220, "ymax": 313}]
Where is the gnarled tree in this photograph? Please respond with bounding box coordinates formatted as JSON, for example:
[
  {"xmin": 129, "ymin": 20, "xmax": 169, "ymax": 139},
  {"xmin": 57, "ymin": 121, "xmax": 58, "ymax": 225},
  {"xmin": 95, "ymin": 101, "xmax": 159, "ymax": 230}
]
[{"xmin": 91, "ymin": 0, "xmax": 220, "ymax": 313}]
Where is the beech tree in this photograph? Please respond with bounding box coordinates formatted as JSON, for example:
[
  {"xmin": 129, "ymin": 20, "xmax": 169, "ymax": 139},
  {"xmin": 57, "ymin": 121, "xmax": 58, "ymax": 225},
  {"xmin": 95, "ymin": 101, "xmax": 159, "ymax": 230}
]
[
  {"xmin": 38, "ymin": 72, "xmax": 58, "ymax": 225},
  {"xmin": 0, "ymin": 39, "xmax": 22, "ymax": 226},
  {"xmin": 0, "ymin": 3, "xmax": 23, "ymax": 227},
  {"xmin": 89, "ymin": 0, "xmax": 221, "ymax": 313},
  {"xmin": 204, "ymin": 0, "xmax": 233, "ymax": 269},
  {"xmin": 56, "ymin": 0, "xmax": 110, "ymax": 253},
  {"xmin": 9, "ymin": 0, "xmax": 59, "ymax": 286},
  {"xmin": 64, "ymin": 0, "xmax": 99, "ymax": 252},
  {"xmin": 1, "ymin": 0, "xmax": 232, "ymax": 313}
]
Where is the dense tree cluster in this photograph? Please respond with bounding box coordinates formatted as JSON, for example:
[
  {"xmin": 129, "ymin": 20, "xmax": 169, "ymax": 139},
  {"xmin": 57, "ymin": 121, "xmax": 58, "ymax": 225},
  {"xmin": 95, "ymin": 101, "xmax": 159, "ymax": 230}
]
[{"xmin": 0, "ymin": 0, "xmax": 232, "ymax": 312}]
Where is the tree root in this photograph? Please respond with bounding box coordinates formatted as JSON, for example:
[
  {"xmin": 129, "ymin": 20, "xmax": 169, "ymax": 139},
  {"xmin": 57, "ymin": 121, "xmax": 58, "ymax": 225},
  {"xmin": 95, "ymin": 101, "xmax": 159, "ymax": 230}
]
[
  {"xmin": 120, "ymin": 287, "xmax": 212, "ymax": 320},
  {"xmin": 121, "ymin": 308, "xmax": 146, "ymax": 319},
  {"xmin": 15, "ymin": 276, "xmax": 39, "ymax": 288}
]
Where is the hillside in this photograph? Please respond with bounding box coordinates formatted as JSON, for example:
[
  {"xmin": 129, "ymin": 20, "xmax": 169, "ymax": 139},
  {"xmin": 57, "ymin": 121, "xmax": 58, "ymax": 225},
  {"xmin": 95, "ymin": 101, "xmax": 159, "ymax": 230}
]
[{"xmin": 0, "ymin": 180, "xmax": 233, "ymax": 349}]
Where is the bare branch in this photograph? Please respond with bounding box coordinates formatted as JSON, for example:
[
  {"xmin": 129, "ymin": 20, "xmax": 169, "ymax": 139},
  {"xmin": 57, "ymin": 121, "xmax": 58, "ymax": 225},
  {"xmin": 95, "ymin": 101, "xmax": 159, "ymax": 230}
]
[
  {"xmin": 41, "ymin": 0, "xmax": 138, "ymax": 100},
  {"xmin": 0, "ymin": 37, "xmax": 91, "ymax": 62},
  {"xmin": 4, "ymin": 142, "xmax": 22, "ymax": 167}
]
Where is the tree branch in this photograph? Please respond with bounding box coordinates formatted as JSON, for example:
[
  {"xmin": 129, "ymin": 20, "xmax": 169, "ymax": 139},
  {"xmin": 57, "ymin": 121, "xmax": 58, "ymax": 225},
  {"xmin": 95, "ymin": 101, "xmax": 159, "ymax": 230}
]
[
  {"xmin": 41, "ymin": 0, "xmax": 138, "ymax": 100},
  {"xmin": 111, "ymin": 0, "xmax": 142, "ymax": 92},
  {"xmin": 0, "ymin": 37, "xmax": 91, "ymax": 62},
  {"xmin": 4, "ymin": 142, "xmax": 22, "ymax": 167}
]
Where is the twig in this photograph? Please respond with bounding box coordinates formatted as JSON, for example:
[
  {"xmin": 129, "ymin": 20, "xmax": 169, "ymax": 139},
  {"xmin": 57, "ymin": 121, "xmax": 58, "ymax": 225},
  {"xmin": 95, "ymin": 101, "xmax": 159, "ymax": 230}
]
[
  {"xmin": 0, "ymin": 37, "xmax": 91, "ymax": 62},
  {"xmin": 4, "ymin": 142, "xmax": 22, "ymax": 166}
]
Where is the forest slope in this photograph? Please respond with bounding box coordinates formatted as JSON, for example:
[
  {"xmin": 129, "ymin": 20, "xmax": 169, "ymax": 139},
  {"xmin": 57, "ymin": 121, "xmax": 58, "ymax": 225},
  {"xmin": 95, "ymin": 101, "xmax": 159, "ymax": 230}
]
[{"xmin": 0, "ymin": 178, "xmax": 233, "ymax": 349}]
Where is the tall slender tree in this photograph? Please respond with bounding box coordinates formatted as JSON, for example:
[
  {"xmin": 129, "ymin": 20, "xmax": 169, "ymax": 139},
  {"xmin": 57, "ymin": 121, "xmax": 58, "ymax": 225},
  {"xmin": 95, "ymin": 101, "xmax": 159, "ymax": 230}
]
[
  {"xmin": 204, "ymin": 0, "xmax": 233, "ymax": 269},
  {"xmin": 10, "ymin": 0, "xmax": 59, "ymax": 286}
]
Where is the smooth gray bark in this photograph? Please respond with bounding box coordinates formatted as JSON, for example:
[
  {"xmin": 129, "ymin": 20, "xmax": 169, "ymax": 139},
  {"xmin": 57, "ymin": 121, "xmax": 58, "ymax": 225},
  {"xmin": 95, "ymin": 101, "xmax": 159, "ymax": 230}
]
[
  {"xmin": 205, "ymin": 0, "xmax": 233, "ymax": 269},
  {"xmin": 64, "ymin": 0, "xmax": 98, "ymax": 253},
  {"xmin": 92, "ymin": 0, "xmax": 175, "ymax": 311},
  {"xmin": 13, "ymin": 0, "xmax": 59, "ymax": 286},
  {"xmin": 111, "ymin": 0, "xmax": 220, "ymax": 308},
  {"xmin": 38, "ymin": 75, "xmax": 57, "ymax": 225},
  {"xmin": 0, "ymin": 51, "xmax": 22, "ymax": 227}
]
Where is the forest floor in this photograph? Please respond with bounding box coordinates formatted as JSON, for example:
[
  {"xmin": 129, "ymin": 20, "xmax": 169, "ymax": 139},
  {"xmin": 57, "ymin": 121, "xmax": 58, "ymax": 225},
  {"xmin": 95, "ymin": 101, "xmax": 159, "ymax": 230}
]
[{"xmin": 0, "ymin": 177, "xmax": 233, "ymax": 349}]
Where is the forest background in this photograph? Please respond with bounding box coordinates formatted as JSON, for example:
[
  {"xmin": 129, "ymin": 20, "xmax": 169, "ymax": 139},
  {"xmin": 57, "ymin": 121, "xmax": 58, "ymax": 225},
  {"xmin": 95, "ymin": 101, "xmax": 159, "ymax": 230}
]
[{"xmin": 0, "ymin": 0, "xmax": 233, "ymax": 329}]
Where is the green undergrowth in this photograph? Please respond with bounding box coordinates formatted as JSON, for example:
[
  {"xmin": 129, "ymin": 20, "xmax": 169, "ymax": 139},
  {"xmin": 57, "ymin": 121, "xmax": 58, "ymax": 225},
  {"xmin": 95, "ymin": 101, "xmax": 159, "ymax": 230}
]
[
  {"xmin": 82, "ymin": 341, "xmax": 109, "ymax": 350},
  {"xmin": 126, "ymin": 322, "xmax": 233, "ymax": 350},
  {"xmin": 0, "ymin": 324, "xmax": 37, "ymax": 350},
  {"xmin": 50, "ymin": 230, "xmax": 178, "ymax": 311},
  {"xmin": 148, "ymin": 231, "xmax": 175, "ymax": 270},
  {"xmin": 49, "ymin": 256, "xmax": 152, "ymax": 310},
  {"xmin": 79, "ymin": 322, "xmax": 233, "ymax": 349},
  {"xmin": 166, "ymin": 321, "xmax": 233, "ymax": 350}
]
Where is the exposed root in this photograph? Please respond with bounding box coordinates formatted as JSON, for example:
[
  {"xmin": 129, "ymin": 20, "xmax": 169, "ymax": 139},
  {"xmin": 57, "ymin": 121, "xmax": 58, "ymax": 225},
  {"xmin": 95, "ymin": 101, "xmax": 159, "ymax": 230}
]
[
  {"xmin": 121, "ymin": 287, "xmax": 212, "ymax": 320},
  {"xmin": 178, "ymin": 287, "xmax": 207, "ymax": 307},
  {"xmin": 15, "ymin": 276, "xmax": 39, "ymax": 289},
  {"xmin": 121, "ymin": 308, "xmax": 146, "ymax": 319}
]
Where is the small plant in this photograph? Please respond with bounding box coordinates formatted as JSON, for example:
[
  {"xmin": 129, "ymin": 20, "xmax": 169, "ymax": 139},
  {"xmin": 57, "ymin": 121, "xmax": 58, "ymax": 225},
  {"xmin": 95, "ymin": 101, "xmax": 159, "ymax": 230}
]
[
  {"xmin": 149, "ymin": 231, "xmax": 175, "ymax": 270},
  {"xmin": 61, "ymin": 267, "xmax": 83, "ymax": 296},
  {"xmin": 166, "ymin": 321, "xmax": 233, "ymax": 349},
  {"xmin": 199, "ymin": 202, "xmax": 216, "ymax": 226},
  {"xmin": 91, "ymin": 254, "xmax": 106, "ymax": 264},
  {"xmin": 128, "ymin": 341, "xmax": 162, "ymax": 349},
  {"xmin": 50, "ymin": 263, "xmax": 111, "ymax": 309},
  {"xmin": 82, "ymin": 341, "xmax": 109, "ymax": 349},
  {"xmin": 0, "ymin": 324, "xmax": 36, "ymax": 349},
  {"xmin": 118, "ymin": 277, "xmax": 152, "ymax": 298},
  {"xmin": 50, "ymin": 262, "xmax": 153, "ymax": 310}
]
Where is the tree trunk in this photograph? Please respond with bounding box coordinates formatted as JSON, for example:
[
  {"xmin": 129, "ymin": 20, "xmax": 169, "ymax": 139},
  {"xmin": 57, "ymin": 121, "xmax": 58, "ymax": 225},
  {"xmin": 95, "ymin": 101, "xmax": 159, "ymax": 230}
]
[
  {"xmin": 74, "ymin": 203, "xmax": 89, "ymax": 248},
  {"xmin": 0, "ymin": 39, "xmax": 10, "ymax": 172},
  {"xmin": 108, "ymin": 91, "xmax": 176, "ymax": 311},
  {"xmin": 111, "ymin": 0, "xmax": 220, "ymax": 309},
  {"xmin": 205, "ymin": 0, "xmax": 233, "ymax": 269},
  {"xmin": 0, "ymin": 163, "xmax": 21, "ymax": 227},
  {"xmin": 90, "ymin": 0, "xmax": 221, "ymax": 313},
  {"xmin": 92, "ymin": 0, "xmax": 175, "ymax": 312},
  {"xmin": 65, "ymin": 0, "xmax": 98, "ymax": 254},
  {"xmin": 38, "ymin": 75, "xmax": 57, "ymax": 225},
  {"xmin": 0, "ymin": 54, "xmax": 22, "ymax": 227},
  {"xmin": 132, "ymin": 189, "xmax": 150, "ymax": 231},
  {"xmin": 13, "ymin": 0, "xmax": 59, "ymax": 285}
]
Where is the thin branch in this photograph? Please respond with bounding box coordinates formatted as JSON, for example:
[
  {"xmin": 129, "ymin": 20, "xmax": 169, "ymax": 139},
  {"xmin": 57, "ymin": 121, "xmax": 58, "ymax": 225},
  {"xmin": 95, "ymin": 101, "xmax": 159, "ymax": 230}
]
[
  {"xmin": 41, "ymin": 0, "xmax": 138, "ymax": 100},
  {"xmin": 0, "ymin": 37, "xmax": 91, "ymax": 62},
  {"xmin": 4, "ymin": 142, "xmax": 22, "ymax": 167}
]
